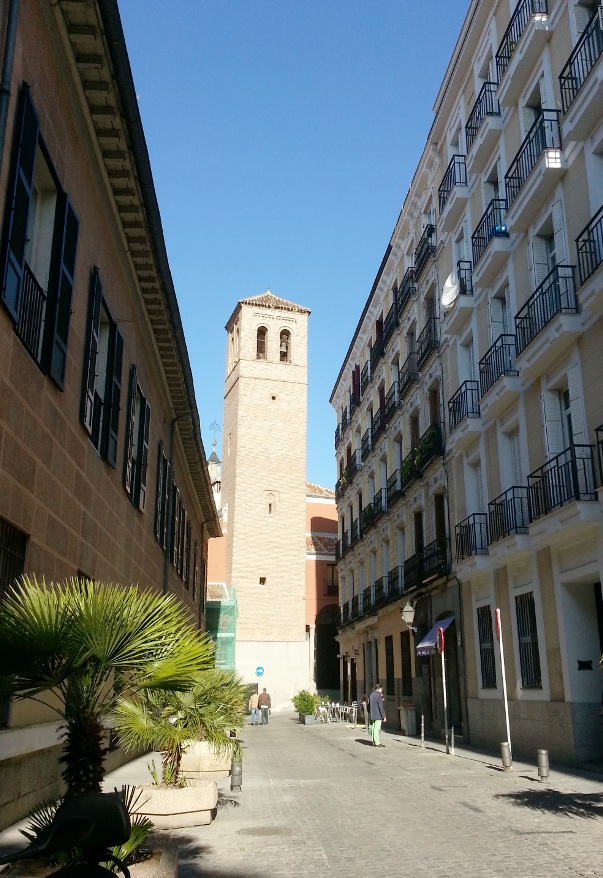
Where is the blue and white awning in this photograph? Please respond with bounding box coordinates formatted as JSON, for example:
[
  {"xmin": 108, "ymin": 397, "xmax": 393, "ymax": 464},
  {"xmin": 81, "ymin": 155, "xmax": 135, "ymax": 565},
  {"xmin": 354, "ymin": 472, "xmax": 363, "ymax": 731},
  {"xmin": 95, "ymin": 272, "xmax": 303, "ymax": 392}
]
[{"xmin": 415, "ymin": 616, "xmax": 455, "ymax": 656}]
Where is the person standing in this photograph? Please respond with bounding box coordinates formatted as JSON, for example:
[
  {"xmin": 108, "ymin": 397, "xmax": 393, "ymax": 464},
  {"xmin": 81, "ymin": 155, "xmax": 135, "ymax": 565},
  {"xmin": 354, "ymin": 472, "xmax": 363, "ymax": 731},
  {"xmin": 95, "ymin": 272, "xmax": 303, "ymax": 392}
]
[
  {"xmin": 258, "ymin": 687, "xmax": 271, "ymax": 725},
  {"xmin": 369, "ymin": 683, "xmax": 386, "ymax": 746},
  {"xmin": 249, "ymin": 690, "xmax": 260, "ymax": 726}
]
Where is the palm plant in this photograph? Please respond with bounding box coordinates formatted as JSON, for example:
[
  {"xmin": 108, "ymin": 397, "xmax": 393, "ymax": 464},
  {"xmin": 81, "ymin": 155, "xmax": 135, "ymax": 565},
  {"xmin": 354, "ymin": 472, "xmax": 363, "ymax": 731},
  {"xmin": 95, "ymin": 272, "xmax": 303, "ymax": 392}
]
[
  {"xmin": 113, "ymin": 669, "xmax": 246, "ymax": 787},
  {"xmin": 0, "ymin": 576, "xmax": 215, "ymax": 797}
]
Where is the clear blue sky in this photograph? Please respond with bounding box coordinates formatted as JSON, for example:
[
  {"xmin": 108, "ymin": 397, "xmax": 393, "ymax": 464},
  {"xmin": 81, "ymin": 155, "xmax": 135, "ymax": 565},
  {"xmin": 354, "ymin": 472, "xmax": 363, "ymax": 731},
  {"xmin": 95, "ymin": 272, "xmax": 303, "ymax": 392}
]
[{"xmin": 118, "ymin": 2, "xmax": 468, "ymax": 490}]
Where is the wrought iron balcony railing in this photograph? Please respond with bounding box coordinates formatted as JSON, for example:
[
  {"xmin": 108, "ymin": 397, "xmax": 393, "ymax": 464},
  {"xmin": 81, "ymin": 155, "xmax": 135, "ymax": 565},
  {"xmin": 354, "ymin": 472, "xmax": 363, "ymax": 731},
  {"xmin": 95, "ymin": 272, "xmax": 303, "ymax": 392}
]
[
  {"xmin": 403, "ymin": 551, "xmax": 422, "ymax": 592},
  {"xmin": 455, "ymin": 513, "xmax": 489, "ymax": 561},
  {"xmin": 361, "ymin": 427, "xmax": 372, "ymax": 461},
  {"xmin": 373, "ymin": 487, "xmax": 387, "ymax": 520},
  {"xmin": 448, "ymin": 380, "xmax": 480, "ymax": 432},
  {"xmin": 351, "ymin": 593, "xmax": 361, "ymax": 619},
  {"xmin": 466, "ymin": 82, "xmax": 500, "ymax": 152},
  {"xmin": 479, "ymin": 334, "xmax": 518, "ymax": 397},
  {"xmin": 388, "ymin": 566, "xmax": 404, "ymax": 598},
  {"xmin": 324, "ymin": 579, "xmax": 339, "ymax": 596},
  {"xmin": 387, "ymin": 469, "xmax": 403, "ymax": 507},
  {"xmin": 438, "ymin": 155, "xmax": 468, "ymax": 213},
  {"xmin": 362, "ymin": 502, "xmax": 376, "ymax": 534},
  {"xmin": 372, "ymin": 407, "xmax": 384, "ymax": 442},
  {"xmin": 370, "ymin": 336, "xmax": 384, "ymax": 371},
  {"xmin": 341, "ymin": 602, "xmax": 350, "ymax": 625},
  {"xmin": 363, "ymin": 585, "xmax": 374, "ymax": 615},
  {"xmin": 383, "ymin": 303, "xmax": 398, "ymax": 348},
  {"xmin": 400, "ymin": 447, "xmax": 420, "ymax": 492},
  {"xmin": 349, "ymin": 388, "xmax": 360, "ymax": 416},
  {"xmin": 415, "ymin": 422, "xmax": 444, "ymax": 472},
  {"xmin": 341, "ymin": 406, "xmax": 349, "ymax": 431},
  {"xmin": 341, "ymin": 530, "xmax": 350, "ymax": 555},
  {"xmin": 577, "ymin": 202, "xmax": 603, "ymax": 286},
  {"xmin": 528, "ymin": 444, "xmax": 597, "ymax": 520},
  {"xmin": 488, "ymin": 486, "xmax": 529, "ymax": 543},
  {"xmin": 417, "ymin": 317, "xmax": 438, "ymax": 368},
  {"xmin": 472, "ymin": 199, "xmax": 509, "ymax": 267},
  {"xmin": 423, "ymin": 537, "xmax": 451, "ymax": 582},
  {"xmin": 351, "ymin": 518, "xmax": 361, "ymax": 545},
  {"xmin": 17, "ymin": 263, "xmax": 47, "ymax": 365},
  {"xmin": 496, "ymin": 0, "xmax": 548, "ymax": 82},
  {"xmin": 560, "ymin": 6, "xmax": 603, "ymax": 113},
  {"xmin": 457, "ymin": 259, "xmax": 473, "ymax": 296},
  {"xmin": 360, "ymin": 361, "xmax": 370, "ymax": 395},
  {"xmin": 373, "ymin": 576, "xmax": 388, "ymax": 608},
  {"xmin": 515, "ymin": 264, "xmax": 577, "ymax": 354},
  {"xmin": 384, "ymin": 380, "xmax": 399, "ymax": 424},
  {"xmin": 335, "ymin": 540, "xmax": 341, "ymax": 562},
  {"xmin": 335, "ymin": 424, "xmax": 341, "ymax": 448},
  {"xmin": 414, "ymin": 224, "xmax": 436, "ymax": 279},
  {"xmin": 400, "ymin": 350, "xmax": 419, "ymax": 398},
  {"xmin": 505, "ymin": 110, "xmax": 562, "ymax": 208},
  {"xmin": 346, "ymin": 449, "xmax": 362, "ymax": 482},
  {"xmin": 397, "ymin": 267, "xmax": 416, "ymax": 317}
]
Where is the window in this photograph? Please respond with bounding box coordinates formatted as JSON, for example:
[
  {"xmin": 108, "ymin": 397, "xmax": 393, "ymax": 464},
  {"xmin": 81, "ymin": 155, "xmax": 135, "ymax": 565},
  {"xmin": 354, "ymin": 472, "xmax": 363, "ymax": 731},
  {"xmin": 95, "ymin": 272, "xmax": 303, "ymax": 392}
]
[
  {"xmin": 279, "ymin": 329, "xmax": 291, "ymax": 362},
  {"xmin": 1, "ymin": 83, "xmax": 79, "ymax": 387},
  {"xmin": 515, "ymin": 591, "xmax": 542, "ymax": 688},
  {"xmin": 81, "ymin": 268, "xmax": 123, "ymax": 465},
  {"xmin": 326, "ymin": 564, "xmax": 338, "ymax": 596},
  {"xmin": 256, "ymin": 326, "xmax": 267, "ymax": 359},
  {"xmin": 400, "ymin": 631, "xmax": 413, "ymax": 698},
  {"xmin": 0, "ymin": 517, "xmax": 27, "ymax": 727},
  {"xmin": 476, "ymin": 605, "xmax": 497, "ymax": 688},
  {"xmin": 192, "ymin": 541, "xmax": 198, "ymax": 600},
  {"xmin": 385, "ymin": 635, "xmax": 395, "ymax": 697},
  {"xmin": 259, "ymin": 577, "xmax": 266, "ymax": 585},
  {"xmin": 154, "ymin": 442, "xmax": 171, "ymax": 549},
  {"xmin": 123, "ymin": 366, "xmax": 150, "ymax": 510},
  {"xmin": 489, "ymin": 286, "xmax": 509, "ymax": 343},
  {"xmin": 184, "ymin": 519, "xmax": 191, "ymax": 589}
]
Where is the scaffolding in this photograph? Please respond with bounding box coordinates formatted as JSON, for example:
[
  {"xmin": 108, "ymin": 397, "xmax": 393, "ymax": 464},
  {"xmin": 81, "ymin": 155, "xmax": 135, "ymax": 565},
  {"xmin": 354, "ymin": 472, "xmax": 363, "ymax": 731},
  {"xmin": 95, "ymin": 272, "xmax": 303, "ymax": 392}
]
[{"xmin": 205, "ymin": 584, "xmax": 237, "ymax": 670}]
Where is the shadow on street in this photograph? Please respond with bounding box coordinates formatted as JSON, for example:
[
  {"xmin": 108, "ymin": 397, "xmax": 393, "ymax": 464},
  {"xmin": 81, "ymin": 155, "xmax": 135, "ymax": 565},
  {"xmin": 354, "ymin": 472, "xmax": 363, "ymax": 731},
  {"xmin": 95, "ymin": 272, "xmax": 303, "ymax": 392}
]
[
  {"xmin": 496, "ymin": 788, "xmax": 603, "ymax": 818},
  {"xmin": 170, "ymin": 831, "xmax": 270, "ymax": 878}
]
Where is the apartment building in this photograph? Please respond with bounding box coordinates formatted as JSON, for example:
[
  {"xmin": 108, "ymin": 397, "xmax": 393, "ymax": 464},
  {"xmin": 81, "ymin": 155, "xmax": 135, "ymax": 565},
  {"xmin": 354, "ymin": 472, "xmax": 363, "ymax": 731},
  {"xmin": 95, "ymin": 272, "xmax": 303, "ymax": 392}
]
[
  {"xmin": 0, "ymin": 0, "xmax": 220, "ymax": 826},
  {"xmin": 332, "ymin": 0, "xmax": 603, "ymax": 763}
]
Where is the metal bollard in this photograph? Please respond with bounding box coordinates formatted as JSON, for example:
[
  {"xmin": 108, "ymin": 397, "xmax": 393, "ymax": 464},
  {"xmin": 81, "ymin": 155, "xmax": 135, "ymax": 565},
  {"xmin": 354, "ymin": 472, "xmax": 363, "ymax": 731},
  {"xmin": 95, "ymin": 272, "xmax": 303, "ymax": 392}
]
[
  {"xmin": 450, "ymin": 726, "xmax": 455, "ymax": 756},
  {"xmin": 537, "ymin": 749, "xmax": 549, "ymax": 783},
  {"xmin": 420, "ymin": 714, "xmax": 425, "ymax": 748},
  {"xmin": 230, "ymin": 753, "xmax": 242, "ymax": 791},
  {"xmin": 501, "ymin": 741, "xmax": 512, "ymax": 771}
]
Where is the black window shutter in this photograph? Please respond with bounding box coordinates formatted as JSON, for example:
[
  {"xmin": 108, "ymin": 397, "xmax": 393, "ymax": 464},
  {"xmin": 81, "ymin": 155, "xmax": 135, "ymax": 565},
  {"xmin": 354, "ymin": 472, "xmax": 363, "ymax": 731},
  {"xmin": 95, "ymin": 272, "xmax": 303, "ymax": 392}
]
[
  {"xmin": 81, "ymin": 268, "xmax": 102, "ymax": 434},
  {"xmin": 1, "ymin": 84, "xmax": 39, "ymax": 321},
  {"xmin": 154, "ymin": 441, "xmax": 163, "ymax": 541},
  {"xmin": 162, "ymin": 458, "xmax": 171, "ymax": 549},
  {"xmin": 135, "ymin": 398, "xmax": 151, "ymax": 511},
  {"xmin": 123, "ymin": 364, "xmax": 137, "ymax": 497},
  {"xmin": 48, "ymin": 194, "xmax": 79, "ymax": 388},
  {"xmin": 102, "ymin": 324, "xmax": 123, "ymax": 467}
]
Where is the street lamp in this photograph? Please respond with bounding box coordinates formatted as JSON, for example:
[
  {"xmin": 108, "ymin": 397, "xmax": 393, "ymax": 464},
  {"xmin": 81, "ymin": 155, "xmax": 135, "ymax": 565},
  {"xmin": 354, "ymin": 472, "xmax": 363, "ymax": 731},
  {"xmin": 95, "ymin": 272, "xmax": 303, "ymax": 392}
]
[{"xmin": 401, "ymin": 602, "xmax": 417, "ymax": 632}]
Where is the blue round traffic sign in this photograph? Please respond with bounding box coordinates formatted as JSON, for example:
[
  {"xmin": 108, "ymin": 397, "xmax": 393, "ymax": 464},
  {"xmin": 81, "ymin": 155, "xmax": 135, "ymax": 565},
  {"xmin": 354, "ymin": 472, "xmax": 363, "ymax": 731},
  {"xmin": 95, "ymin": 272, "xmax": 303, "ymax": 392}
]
[{"xmin": 255, "ymin": 666, "xmax": 264, "ymax": 677}]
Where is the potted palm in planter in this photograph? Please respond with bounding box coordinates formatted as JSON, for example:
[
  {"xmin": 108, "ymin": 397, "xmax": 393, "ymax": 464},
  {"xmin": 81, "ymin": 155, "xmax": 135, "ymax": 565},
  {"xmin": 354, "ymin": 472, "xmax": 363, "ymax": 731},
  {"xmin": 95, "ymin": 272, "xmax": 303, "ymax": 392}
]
[{"xmin": 292, "ymin": 690, "xmax": 318, "ymax": 724}]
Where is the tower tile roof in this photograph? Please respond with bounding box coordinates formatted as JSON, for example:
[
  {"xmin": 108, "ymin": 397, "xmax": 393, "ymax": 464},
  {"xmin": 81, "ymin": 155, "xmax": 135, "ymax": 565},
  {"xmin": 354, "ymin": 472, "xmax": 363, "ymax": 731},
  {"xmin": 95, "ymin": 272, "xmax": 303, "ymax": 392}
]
[
  {"xmin": 239, "ymin": 290, "xmax": 311, "ymax": 314},
  {"xmin": 306, "ymin": 482, "xmax": 335, "ymax": 499}
]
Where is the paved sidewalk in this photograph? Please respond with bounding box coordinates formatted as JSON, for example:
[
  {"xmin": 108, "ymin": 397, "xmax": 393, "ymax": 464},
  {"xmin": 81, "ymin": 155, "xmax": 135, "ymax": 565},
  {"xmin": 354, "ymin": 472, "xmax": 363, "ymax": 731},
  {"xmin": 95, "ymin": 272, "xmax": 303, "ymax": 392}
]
[{"xmin": 3, "ymin": 714, "xmax": 603, "ymax": 878}]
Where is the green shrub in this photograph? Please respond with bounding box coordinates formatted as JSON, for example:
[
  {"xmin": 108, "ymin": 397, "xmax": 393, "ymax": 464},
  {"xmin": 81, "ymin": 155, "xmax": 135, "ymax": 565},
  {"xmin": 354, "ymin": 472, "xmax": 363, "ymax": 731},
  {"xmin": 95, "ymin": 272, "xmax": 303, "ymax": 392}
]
[{"xmin": 292, "ymin": 690, "xmax": 318, "ymax": 715}]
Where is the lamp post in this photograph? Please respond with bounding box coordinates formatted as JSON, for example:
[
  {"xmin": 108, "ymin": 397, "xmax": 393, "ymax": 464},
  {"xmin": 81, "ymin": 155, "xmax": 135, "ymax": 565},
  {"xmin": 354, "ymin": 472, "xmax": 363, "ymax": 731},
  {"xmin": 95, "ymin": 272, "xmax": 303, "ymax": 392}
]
[{"xmin": 401, "ymin": 602, "xmax": 417, "ymax": 632}]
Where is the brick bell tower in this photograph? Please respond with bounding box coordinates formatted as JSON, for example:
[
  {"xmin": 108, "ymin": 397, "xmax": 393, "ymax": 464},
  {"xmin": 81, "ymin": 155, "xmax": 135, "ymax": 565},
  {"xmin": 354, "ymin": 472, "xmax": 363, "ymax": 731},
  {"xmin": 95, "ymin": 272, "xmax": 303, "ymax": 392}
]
[{"xmin": 221, "ymin": 291, "xmax": 311, "ymax": 708}]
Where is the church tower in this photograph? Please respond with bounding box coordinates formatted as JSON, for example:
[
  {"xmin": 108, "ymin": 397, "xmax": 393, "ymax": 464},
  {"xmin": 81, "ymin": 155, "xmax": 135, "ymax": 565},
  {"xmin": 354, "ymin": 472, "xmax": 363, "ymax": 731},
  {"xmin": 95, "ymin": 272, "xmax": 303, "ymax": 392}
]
[{"xmin": 221, "ymin": 291, "xmax": 311, "ymax": 707}]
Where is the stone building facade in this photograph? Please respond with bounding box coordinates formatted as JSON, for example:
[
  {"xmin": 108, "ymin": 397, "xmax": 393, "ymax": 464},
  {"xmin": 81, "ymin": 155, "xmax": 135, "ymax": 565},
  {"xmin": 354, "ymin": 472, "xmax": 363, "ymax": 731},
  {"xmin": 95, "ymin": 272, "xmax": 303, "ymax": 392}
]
[
  {"xmin": 0, "ymin": 0, "xmax": 220, "ymax": 827},
  {"xmin": 332, "ymin": 0, "xmax": 603, "ymax": 764}
]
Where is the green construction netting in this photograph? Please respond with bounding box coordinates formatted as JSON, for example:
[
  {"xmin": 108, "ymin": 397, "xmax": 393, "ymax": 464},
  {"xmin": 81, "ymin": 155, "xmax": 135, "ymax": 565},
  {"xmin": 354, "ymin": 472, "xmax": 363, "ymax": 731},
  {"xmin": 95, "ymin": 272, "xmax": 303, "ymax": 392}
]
[{"xmin": 206, "ymin": 587, "xmax": 237, "ymax": 670}]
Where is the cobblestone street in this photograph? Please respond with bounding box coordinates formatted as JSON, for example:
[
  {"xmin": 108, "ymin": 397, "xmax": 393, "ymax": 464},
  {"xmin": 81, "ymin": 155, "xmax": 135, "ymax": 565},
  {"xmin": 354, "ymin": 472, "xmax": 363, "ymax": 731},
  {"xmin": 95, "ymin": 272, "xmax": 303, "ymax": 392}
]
[{"xmin": 150, "ymin": 714, "xmax": 603, "ymax": 878}]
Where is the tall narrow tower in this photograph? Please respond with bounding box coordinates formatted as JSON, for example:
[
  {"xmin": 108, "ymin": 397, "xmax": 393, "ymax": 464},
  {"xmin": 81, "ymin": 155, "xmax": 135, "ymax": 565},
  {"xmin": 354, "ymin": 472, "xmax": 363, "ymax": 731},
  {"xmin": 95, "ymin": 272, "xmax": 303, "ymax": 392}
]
[{"xmin": 221, "ymin": 291, "xmax": 311, "ymax": 707}]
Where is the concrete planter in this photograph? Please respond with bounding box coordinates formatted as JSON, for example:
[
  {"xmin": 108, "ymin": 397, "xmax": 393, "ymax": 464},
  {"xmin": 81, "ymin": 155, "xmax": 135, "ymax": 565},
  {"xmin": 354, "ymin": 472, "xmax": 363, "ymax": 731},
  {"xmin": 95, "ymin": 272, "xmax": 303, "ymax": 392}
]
[
  {"xmin": 299, "ymin": 713, "xmax": 315, "ymax": 725},
  {"xmin": 181, "ymin": 740, "xmax": 232, "ymax": 781},
  {"xmin": 137, "ymin": 782, "xmax": 218, "ymax": 830},
  {"xmin": 5, "ymin": 846, "xmax": 177, "ymax": 878}
]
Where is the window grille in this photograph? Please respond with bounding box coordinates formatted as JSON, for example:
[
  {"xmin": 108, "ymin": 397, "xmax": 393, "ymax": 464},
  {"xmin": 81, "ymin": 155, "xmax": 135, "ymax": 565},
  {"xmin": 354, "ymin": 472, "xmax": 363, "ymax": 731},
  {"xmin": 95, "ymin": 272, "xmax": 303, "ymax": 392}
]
[
  {"xmin": 477, "ymin": 605, "xmax": 497, "ymax": 688},
  {"xmin": 515, "ymin": 591, "xmax": 542, "ymax": 688}
]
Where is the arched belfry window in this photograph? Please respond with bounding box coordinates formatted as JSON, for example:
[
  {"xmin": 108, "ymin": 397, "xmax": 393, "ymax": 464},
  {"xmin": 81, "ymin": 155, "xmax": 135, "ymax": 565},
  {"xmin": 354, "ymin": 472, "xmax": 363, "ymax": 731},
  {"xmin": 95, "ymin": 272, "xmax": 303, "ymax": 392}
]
[
  {"xmin": 280, "ymin": 329, "xmax": 291, "ymax": 363},
  {"xmin": 257, "ymin": 326, "xmax": 267, "ymax": 360}
]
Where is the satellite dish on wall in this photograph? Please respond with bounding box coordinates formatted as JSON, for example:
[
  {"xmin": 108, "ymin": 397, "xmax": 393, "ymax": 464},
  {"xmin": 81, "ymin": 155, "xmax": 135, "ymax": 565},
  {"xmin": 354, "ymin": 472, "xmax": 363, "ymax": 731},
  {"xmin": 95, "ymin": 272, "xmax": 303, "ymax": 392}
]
[{"xmin": 441, "ymin": 272, "xmax": 460, "ymax": 310}]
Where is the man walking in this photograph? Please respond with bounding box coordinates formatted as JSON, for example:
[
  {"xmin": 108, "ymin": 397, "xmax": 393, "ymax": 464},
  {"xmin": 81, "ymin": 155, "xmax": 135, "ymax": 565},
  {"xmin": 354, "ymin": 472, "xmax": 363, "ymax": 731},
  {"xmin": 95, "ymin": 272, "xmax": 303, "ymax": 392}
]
[
  {"xmin": 249, "ymin": 690, "xmax": 260, "ymax": 725},
  {"xmin": 369, "ymin": 683, "xmax": 386, "ymax": 747},
  {"xmin": 258, "ymin": 687, "xmax": 271, "ymax": 725}
]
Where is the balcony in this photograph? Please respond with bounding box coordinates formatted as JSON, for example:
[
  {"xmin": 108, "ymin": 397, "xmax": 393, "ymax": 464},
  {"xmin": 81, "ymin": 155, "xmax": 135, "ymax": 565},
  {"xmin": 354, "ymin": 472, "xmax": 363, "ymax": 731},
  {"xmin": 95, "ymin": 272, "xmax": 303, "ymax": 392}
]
[
  {"xmin": 346, "ymin": 449, "xmax": 362, "ymax": 482},
  {"xmin": 417, "ymin": 317, "xmax": 438, "ymax": 368},
  {"xmin": 372, "ymin": 407, "xmax": 385, "ymax": 443},
  {"xmin": 560, "ymin": 8, "xmax": 603, "ymax": 143},
  {"xmin": 340, "ymin": 602, "xmax": 350, "ymax": 626},
  {"xmin": 350, "ymin": 518, "xmax": 361, "ymax": 546},
  {"xmin": 17, "ymin": 263, "xmax": 48, "ymax": 366},
  {"xmin": 448, "ymin": 380, "xmax": 481, "ymax": 449},
  {"xmin": 415, "ymin": 422, "xmax": 444, "ymax": 473},
  {"xmin": 529, "ymin": 445, "xmax": 597, "ymax": 520},
  {"xmin": 373, "ymin": 487, "xmax": 387, "ymax": 521},
  {"xmin": 361, "ymin": 427, "xmax": 372, "ymax": 462},
  {"xmin": 396, "ymin": 267, "xmax": 416, "ymax": 318},
  {"xmin": 383, "ymin": 302, "xmax": 398, "ymax": 348},
  {"xmin": 362, "ymin": 502, "xmax": 376, "ymax": 534},
  {"xmin": 388, "ymin": 566, "xmax": 404, "ymax": 599},
  {"xmin": 576, "ymin": 202, "xmax": 603, "ymax": 313},
  {"xmin": 363, "ymin": 585, "xmax": 374, "ymax": 616},
  {"xmin": 400, "ymin": 448, "xmax": 420, "ymax": 493},
  {"xmin": 335, "ymin": 540, "xmax": 341, "ymax": 562},
  {"xmin": 335, "ymin": 473, "xmax": 349, "ymax": 501},
  {"xmin": 335, "ymin": 424, "xmax": 341, "ymax": 449},
  {"xmin": 496, "ymin": 0, "xmax": 551, "ymax": 108},
  {"xmin": 341, "ymin": 406, "xmax": 349, "ymax": 432},
  {"xmin": 360, "ymin": 362, "xmax": 370, "ymax": 395},
  {"xmin": 442, "ymin": 260, "xmax": 475, "ymax": 335},
  {"xmin": 349, "ymin": 388, "xmax": 360, "ymax": 417},
  {"xmin": 488, "ymin": 486, "xmax": 531, "ymax": 566},
  {"xmin": 515, "ymin": 265, "xmax": 581, "ymax": 378},
  {"xmin": 341, "ymin": 530, "xmax": 350, "ymax": 556},
  {"xmin": 387, "ymin": 469, "xmax": 403, "ymax": 507},
  {"xmin": 384, "ymin": 380, "xmax": 399, "ymax": 424},
  {"xmin": 505, "ymin": 110, "xmax": 565, "ymax": 232},
  {"xmin": 414, "ymin": 225, "xmax": 436, "ymax": 280},
  {"xmin": 351, "ymin": 593, "xmax": 362, "ymax": 620},
  {"xmin": 472, "ymin": 199, "xmax": 511, "ymax": 288},
  {"xmin": 455, "ymin": 513, "xmax": 489, "ymax": 562},
  {"xmin": 400, "ymin": 351, "xmax": 419, "ymax": 399},
  {"xmin": 370, "ymin": 336, "xmax": 384, "ymax": 372},
  {"xmin": 373, "ymin": 576, "xmax": 388, "ymax": 609},
  {"xmin": 465, "ymin": 82, "xmax": 503, "ymax": 174},
  {"xmin": 324, "ymin": 578, "xmax": 338, "ymax": 597},
  {"xmin": 438, "ymin": 155, "xmax": 468, "ymax": 231},
  {"xmin": 479, "ymin": 334, "xmax": 520, "ymax": 418}
]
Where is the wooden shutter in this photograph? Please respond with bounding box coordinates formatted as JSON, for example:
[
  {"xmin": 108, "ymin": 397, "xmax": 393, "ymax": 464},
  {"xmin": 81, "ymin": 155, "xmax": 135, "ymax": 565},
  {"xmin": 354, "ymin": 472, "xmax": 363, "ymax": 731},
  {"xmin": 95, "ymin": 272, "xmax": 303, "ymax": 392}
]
[
  {"xmin": 185, "ymin": 520, "xmax": 191, "ymax": 588},
  {"xmin": 192, "ymin": 541, "xmax": 198, "ymax": 600},
  {"xmin": 123, "ymin": 365, "xmax": 137, "ymax": 497},
  {"xmin": 567, "ymin": 364, "xmax": 585, "ymax": 444},
  {"xmin": 531, "ymin": 236, "xmax": 549, "ymax": 289},
  {"xmin": 542, "ymin": 390, "xmax": 565, "ymax": 458},
  {"xmin": 162, "ymin": 456, "xmax": 171, "ymax": 549},
  {"xmin": 81, "ymin": 268, "xmax": 102, "ymax": 433},
  {"xmin": 510, "ymin": 427, "xmax": 523, "ymax": 485},
  {"xmin": 575, "ymin": 2, "xmax": 594, "ymax": 36},
  {"xmin": 552, "ymin": 200, "xmax": 567, "ymax": 266},
  {"xmin": 490, "ymin": 297, "xmax": 505, "ymax": 343},
  {"xmin": 103, "ymin": 325, "xmax": 123, "ymax": 468},
  {"xmin": 154, "ymin": 441, "xmax": 164, "ymax": 542},
  {"xmin": 48, "ymin": 195, "xmax": 79, "ymax": 388},
  {"xmin": 468, "ymin": 338, "xmax": 475, "ymax": 380},
  {"xmin": 136, "ymin": 398, "xmax": 151, "ymax": 511},
  {"xmin": 474, "ymin": 460, "xmax": 484, "ymax": 513},
  {"xmin": 1, "ymin": 84, "xmax": 39, "ymax": 321},
  {"xmin": 171, "ymin": 487, "xmax": 180, "ymax": 566}
]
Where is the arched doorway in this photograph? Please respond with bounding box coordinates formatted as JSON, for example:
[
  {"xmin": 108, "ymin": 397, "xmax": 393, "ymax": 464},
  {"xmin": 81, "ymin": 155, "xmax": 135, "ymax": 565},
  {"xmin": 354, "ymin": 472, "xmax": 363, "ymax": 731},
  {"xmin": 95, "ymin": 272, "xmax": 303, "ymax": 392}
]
[{"xmin": 315, "ymin": 605, "xmax": 340, "ymax": 692}]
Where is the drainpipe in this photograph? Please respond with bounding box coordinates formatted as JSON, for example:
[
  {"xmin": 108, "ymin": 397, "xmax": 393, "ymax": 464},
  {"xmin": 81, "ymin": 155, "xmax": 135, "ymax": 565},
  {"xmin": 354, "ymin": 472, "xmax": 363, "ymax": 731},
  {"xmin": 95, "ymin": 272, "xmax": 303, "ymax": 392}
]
[{"xmin": 0, "ymin": 0, "xmax": 19, "ymax": 182}]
